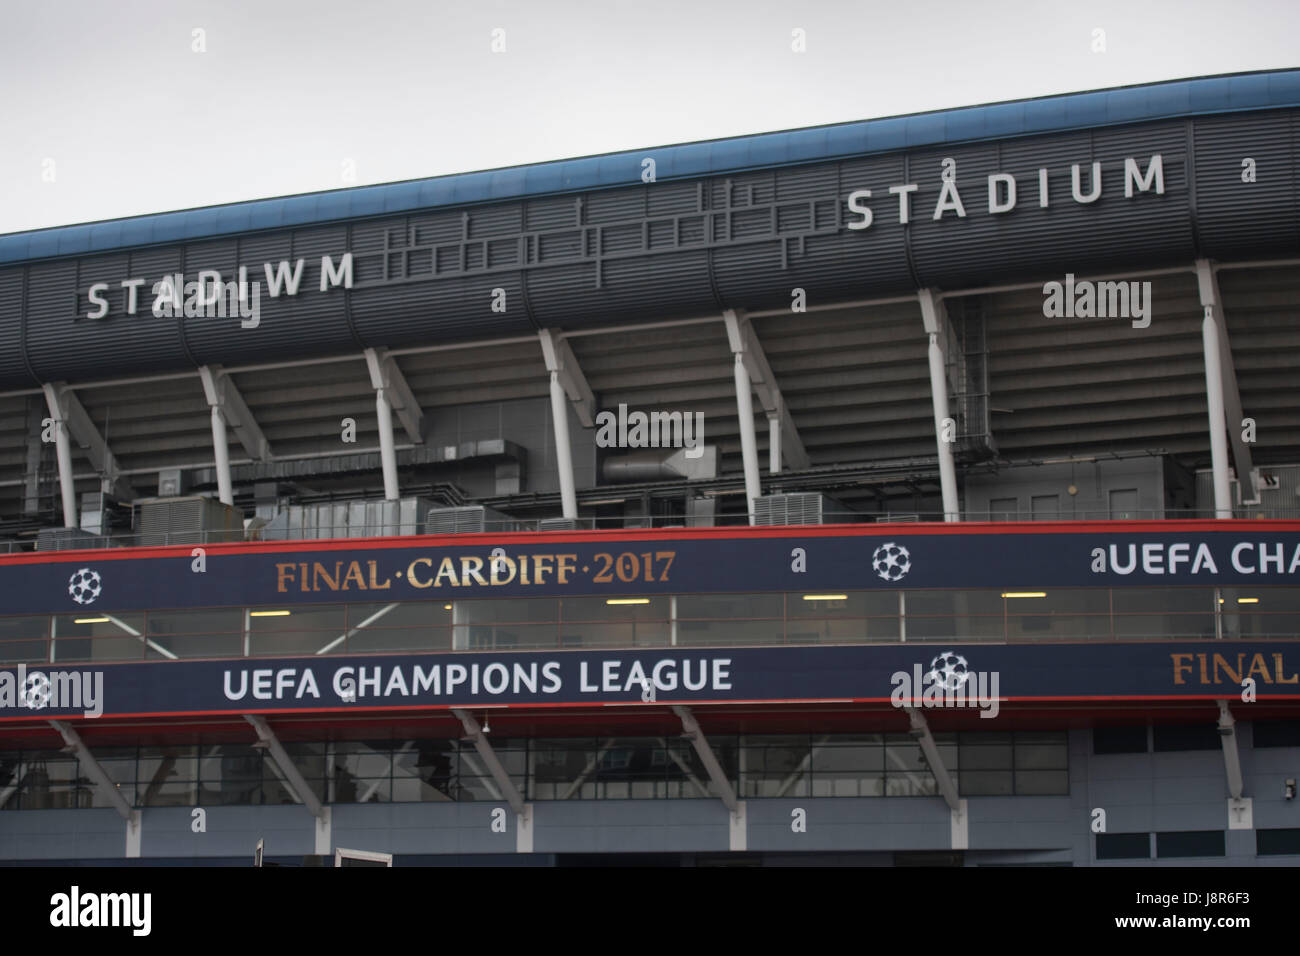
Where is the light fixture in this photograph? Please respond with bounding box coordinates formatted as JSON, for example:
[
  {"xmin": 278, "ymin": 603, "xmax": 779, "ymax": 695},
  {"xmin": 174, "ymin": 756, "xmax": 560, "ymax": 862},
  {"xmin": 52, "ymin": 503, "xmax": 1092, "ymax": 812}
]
[
  {"xmin": 249, "ymin": 610, "xmax": 291, "ymax": 617},
  {"xmin": 482, "ymin": 715, "xmax": 491, "ymax": 733},
  {"xmin": 74, "ymin": 617, "xmax": 110, "ymax": 624},
  {"xmin": 1237, "ymin": 598, "xmax": 1259, "ymax": 605},
  {"xmin": 1286, "ymin": 779, "xmax": 1295, "ymax": 801},
  {"xmin": 443, "ymin": 604, "xmax": 452, "ymax": 610},
  {"xmin": 606, "ymin": 598, "xmax": 650, "ymax": 605},
  {"xmin": 802, "ymin": 594, "xmax": 847, "ymax": 601},
  {"xmin": 1002, "ymin": 592, "xmax": 1046, "ymax": 599}
]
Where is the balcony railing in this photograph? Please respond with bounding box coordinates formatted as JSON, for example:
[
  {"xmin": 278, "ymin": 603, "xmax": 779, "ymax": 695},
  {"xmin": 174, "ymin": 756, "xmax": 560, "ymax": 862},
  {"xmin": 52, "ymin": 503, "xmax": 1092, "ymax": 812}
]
[{"xmin": 4, "ymin": 508, "xmax": 1300, "ymax": 553}]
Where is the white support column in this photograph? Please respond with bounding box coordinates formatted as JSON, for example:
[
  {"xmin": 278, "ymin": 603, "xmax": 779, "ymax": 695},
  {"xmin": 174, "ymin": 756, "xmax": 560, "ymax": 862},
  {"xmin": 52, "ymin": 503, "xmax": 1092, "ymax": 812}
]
[
  {"xmin": 49, "ymin": 720, "xmax": 141, "ymax": 857},
  {"xmin": 918, "ymin": 291, "xmax": 960, "ymax": 522},
  {"xmin": 41, "ymin": 384, "xmax": 78, "ymax": 528},
  {"xmin": 732, "ymin": 354, "xmax": 762, "ymax": 524},
  {"xmin": 1197, "ymin": 263, "xmax": 1235, "ymax": 518},
  {"xmin": 1218, "ymin": 702, "xmax": 1253, "ymax": 829},
  {"xmin": 768, "ymin": 412, "xmax": 782, "ymax": 474},
  {"xmin": 374, "ymin": 388, "xmax": 400, "ymax": 501},
  {"xmin": 1197, "ymin": 260, "xmax": 1256, "ymax": 504},
  {"xmin": 209, "ymin": 406, "xmax": 233, "ymax": 506},
  {"xmin": 548, "ymin": 370, "xmax": 578, "ymax": 520},
  {"xmin": 1201, "ymin": 308, "xmax": 1232, "ymax": 517}
]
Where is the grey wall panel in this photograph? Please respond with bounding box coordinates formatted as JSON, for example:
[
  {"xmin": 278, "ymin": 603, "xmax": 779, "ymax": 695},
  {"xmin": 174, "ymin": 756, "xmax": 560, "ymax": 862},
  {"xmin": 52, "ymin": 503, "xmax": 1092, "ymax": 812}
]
[
  {"xmin": 1194, "ymin": 110, "xmax": 1300, "ymax": 258},
  {"xmin": 0, "ymin": 268, "xmax": 27, "ymax": 385}
]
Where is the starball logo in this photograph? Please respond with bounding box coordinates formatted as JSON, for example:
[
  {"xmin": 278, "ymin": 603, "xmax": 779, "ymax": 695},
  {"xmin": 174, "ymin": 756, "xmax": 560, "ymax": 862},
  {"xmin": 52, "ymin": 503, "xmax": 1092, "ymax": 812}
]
[{"xmin": 890, "ymin": 652, "xmax": 1001, "ymax": 718}]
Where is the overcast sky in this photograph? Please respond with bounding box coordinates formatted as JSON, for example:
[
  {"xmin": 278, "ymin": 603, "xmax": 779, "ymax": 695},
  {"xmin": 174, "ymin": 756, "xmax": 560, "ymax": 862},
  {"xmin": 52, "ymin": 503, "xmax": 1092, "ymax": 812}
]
[{"xmin": 1, "ymin": 0, "xmax": 1296, "ymax": 235}]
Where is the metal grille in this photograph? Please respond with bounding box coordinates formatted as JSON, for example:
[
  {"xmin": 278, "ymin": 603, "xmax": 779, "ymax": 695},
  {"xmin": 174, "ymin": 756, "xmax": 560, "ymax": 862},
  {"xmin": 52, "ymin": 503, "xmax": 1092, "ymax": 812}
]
[
  {"xmin": 425, "ymin": 505, "xmax": 514, "ymax": 534},
  {"xmin": 136, "ymin": 496, "xmax": 241, "ymax": 546},
  {"xmin": 752, "ymin": 493, "xmax": 844, "ymax": 526}
]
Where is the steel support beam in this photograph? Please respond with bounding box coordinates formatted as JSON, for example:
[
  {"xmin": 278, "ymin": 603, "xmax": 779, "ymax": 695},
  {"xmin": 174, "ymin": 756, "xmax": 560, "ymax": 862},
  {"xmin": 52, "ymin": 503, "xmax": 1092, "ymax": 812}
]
[
  {"xmin": 453, "ymin": 709, "xmax": 525, "ymax": 815},
  {"xmin": 362, "ymin": 348, "xmax": 424, "ymax": 444},
  {"xmin": 538, "ymin": 329, "xmax": 596, "ymax": 428},
  {"xmin": 244, "ymin": 714, "xmax": 325, "ymax": 819},
  {"xmin": 672, "ymin": 705, "xmax": 739, "ymax": 813},
  {"xmin": 42, "ymin": 382, "xmax": 133, "ymax": 509},
  {"xmin": 723, "ymin": 309, "xmax": 809, "ymax": 472},
  {"xmin": 41, "ymin": 385, "xmax": 78, "ymax": 528},
  {"xmin": 1196, "ymin": 261, "xmax": 1255, "ymax": 508},
  {"xmin": 917, "ymin": 291, "xmax": 961, "ymax": 521},
  {"xmin": 906, "ymin": 708, "xmax": 961, "ymax": 812},
  {"xmin": 198, "ymin": 364, "xmax": 271, "ymax": 463},
  {"xmin": 1218, "ymin": 701, "xmax": 1244, "ymax": 800}
]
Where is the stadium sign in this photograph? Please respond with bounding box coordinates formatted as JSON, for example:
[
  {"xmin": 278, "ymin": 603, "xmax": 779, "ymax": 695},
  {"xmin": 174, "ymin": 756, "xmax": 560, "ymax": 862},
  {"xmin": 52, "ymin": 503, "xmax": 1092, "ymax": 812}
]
[
  {"xmin": 844, "ymin": 154, "xmax": 1164, "ymax": 229},
  {"xmin": 1, "ymin": 641, "xmax": 1296, "ymax": 720}
]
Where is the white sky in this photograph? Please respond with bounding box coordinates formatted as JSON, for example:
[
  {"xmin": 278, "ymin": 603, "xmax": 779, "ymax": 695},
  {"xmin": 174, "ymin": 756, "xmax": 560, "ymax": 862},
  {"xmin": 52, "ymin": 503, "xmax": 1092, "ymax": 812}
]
[{"xmin": 1, "ymin": 0, "xmax": 1296, "ymax": 235}]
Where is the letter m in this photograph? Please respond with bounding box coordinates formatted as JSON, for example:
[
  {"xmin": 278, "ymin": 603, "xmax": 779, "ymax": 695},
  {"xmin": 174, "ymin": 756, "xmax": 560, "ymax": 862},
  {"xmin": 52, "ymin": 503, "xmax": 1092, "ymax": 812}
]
[
  {"xmin": 321, "ymin": 253, "xmax": 353, "ymax": 292},
  {"xmin": 1125, "ymin": 155, "xmax": 1164, "ymax": 197},
  {"xmin": 50, "ymin": 671, "xmax": 81, "ymax": 709},
  {"xmin": 100, "ymin": 893, "xmax": 129, "ymax": 926},
  {"xmin": 1096, "ymin": 281, "xmax": 1129, "ymax": 318}
]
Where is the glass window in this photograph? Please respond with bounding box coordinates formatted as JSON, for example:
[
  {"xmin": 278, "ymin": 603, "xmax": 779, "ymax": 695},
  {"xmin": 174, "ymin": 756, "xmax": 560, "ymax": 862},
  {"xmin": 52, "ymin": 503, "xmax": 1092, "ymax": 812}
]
[
  {"xmin": 883, "ymin": 734, "xmax": 953, "ymax": 796},
  {"xmin": 137, "ymin": 746, "xmax": 198, "ymax": 806},
  {"xmin": 52, "ymin": 613, "xmax": 147, "ymax": 663},
  {"xmin": 740, "ymin": 735, "xmax": 810, "ymax": 799},
  {"xmin": 145, "ymin": 608, "xmax": 243, "ymax": 659},
  {"xmin": 4, "ymin": 751, "xmax": 81, "ymax": 810},
  {"xmin": 1096, "ymin": 832, "xmax": 1150, "ymax": 860},
  {"xmin": 1252, "ymin": 720, "xmax": 1300, "ymax": 748},
  {"xmin": 1094, "ymin": 725, "xmax": 1148, "ymax": 754},
  {"xmin": 1156, "ymin": 830, "xmax": 1225, "ymax": 858},
  {"xmin": 1153, "ymin": 724, "xmax": 1220, "ymax": 752},
  {"xmin": 0, "ymin": 616, "xmax": 49, "ymax": 664},
  {"xmin": 1257, "ymin": 828, "xmax": 1300, "ymax": 856},
  {"xmin": 811, "ymin": 736, "xmax": 885, "ymax": 798}
]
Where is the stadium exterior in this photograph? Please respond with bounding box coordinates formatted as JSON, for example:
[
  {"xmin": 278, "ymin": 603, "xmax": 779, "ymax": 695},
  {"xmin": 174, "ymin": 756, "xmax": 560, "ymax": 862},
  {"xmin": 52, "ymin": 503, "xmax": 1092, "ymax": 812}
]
[{"xmin": 1, "ymin": 70, "xmax": 1299, "ymax": 866}]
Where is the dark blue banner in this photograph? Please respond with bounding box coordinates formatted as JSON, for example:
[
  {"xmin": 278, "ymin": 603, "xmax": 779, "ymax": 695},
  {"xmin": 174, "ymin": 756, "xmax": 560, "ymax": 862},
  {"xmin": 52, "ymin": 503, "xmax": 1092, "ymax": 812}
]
[
  {"xmin": 1, "ymin": 525, "xmax": 1298, "ymax": 615},
  {"xmin": 3, "ymin": 641, "xmax": 1297, "ymax": 720}
]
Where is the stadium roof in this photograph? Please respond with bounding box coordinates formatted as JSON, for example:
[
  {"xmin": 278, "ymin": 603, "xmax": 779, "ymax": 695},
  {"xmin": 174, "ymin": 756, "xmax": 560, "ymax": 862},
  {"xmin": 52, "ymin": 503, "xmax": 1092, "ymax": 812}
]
[{"xmin": 2, "ymin": 69, "xmax": 1298, "ymax": 265}]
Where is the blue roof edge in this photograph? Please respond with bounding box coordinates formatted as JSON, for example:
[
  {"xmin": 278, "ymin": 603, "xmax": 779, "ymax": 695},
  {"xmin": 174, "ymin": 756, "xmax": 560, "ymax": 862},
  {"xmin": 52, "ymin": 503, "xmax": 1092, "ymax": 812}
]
[{"xmin": 3, "ymin": 70, "xmax": 1298, "ymax": 265}]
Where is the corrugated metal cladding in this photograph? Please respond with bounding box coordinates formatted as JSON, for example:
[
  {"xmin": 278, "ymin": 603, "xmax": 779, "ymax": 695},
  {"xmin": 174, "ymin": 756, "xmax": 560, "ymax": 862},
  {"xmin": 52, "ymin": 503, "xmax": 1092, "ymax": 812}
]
[{"xmin": 0, "ymin": 108, "xmax": 1296, "ymax": 389}]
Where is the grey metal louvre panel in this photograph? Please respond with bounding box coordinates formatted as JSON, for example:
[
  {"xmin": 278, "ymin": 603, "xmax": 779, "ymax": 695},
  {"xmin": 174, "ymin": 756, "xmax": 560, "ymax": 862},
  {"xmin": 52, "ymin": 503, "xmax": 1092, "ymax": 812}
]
[
  {"xmin": 0, "ymin": 268, "xmax": 27, "ymax": 385},
  {"xmin": 524, "ymin": 253, "xmax": 717, "ymax": 330},
  {"xmin": 1194, "ymin": 110, "xmax": 1300, "ymax": 258},
  {"xmin": 37, "ymin": 528, "xmax": 110, "ymax": 551},
  {"xmin": 538, "ymin": 517, "xmax": 577, "ymax": 530},
  {"xmin": 713, "ymin": 154, "xmax": 912, "ymax": 308},
  {"xmin": 136, "ymin": 495, "xmax": 239, "ymax": 545},
  {"xmin": 753, "ymin": 493, "xmax": 843, "ymax": 526},
  {"xmin": 24, "ymin": 256, "xmax": 187, "ymax": 384},
  {"xmin": 350, "ymin": 274, "xmax": 534, "ymax": 346},
  {"xmin": 425, "ymin": 505, "xmax": 512, "ymax": 534}
]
